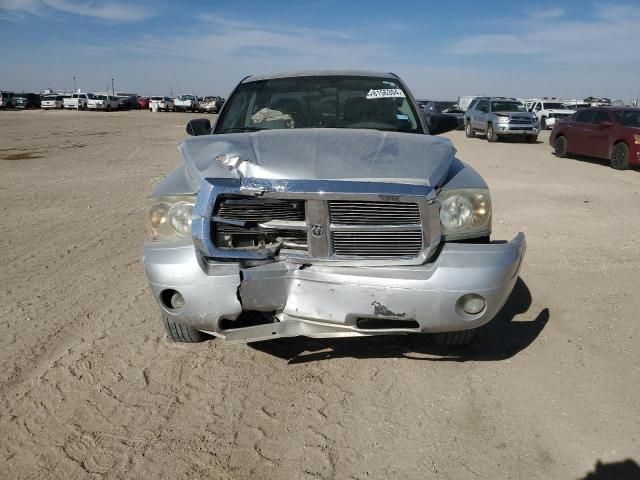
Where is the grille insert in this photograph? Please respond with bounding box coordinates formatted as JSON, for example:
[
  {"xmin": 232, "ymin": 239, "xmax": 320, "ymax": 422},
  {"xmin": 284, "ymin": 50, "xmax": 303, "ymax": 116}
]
[
  {"xmin": 216, "ymin": 198, "xmax": 305, "ymax": 221},
  {"xmin": 332, "ymin": 230, "xmax": 423, "ymax": 258},
  {"xmin": 213, "ymin": 197, "xmax": 307, "ymax": 251},
  {"xmin": 329, "ymin": 201, "xmax": 420, "ymax": 225}
]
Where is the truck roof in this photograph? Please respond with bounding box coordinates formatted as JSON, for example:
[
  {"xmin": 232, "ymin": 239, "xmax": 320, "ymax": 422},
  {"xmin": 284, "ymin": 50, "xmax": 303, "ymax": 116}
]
[{"xmin": 243, "ymin": 70, "xmax": 399, "ymax": 83}]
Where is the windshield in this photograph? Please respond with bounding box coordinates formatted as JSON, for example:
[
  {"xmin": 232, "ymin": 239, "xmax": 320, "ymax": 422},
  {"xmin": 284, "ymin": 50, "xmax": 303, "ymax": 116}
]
[
  {"xmin": 43, "ymin": 96, "xmax": 58, "ymax": 100},
  {"xmin": 181, "ymin": 95, "xmax": 195, "ymax": 100},
  {"xmin": 435, "ymin": 101, "xmax": 457, "ymax": 111},
  {"xmin": 615, "ymin": 110, "xmax": 640, "ymax": 127},
  {"xmin": 216, "ymin": 75, "xmax": 421, "ymax": 134},
  {"xmin": 150, "ymin": 96, "xmax": 163, "ymax": 101},
  {"xmin": 95, "ymin": 95, "xmax": 106, "ymax": 100},
  {"xmin": 544, "ymin": 102, "xmax": 568, "ymax": 110},
  {"xmin": 491, "ymin": 101, "xmax": 526, "ymax": 112}
]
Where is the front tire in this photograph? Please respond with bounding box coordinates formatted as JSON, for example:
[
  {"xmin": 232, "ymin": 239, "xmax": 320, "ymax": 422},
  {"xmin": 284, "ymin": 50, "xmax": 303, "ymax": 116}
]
[
  {"xmin": 525, "ymin": 135, "xmax": 538, "ymax": 143},
  {"xmin": 541, "ymin": 117, "xmax": 547, "ymax": 129},
  {"xmin": 611, "ymin": 142, "xmax": 629, "ymax": 170},
  {"xmin": 554, "ymin": 135, "xmax": 568, "ymax": 157},
  {"xmin": 465, "ymin": 122, "xmax": 474, "ymax": 138},
  {"xmin": 432, "ymin": 329, "xmax": 477, "ymax": 346},
  {"xmin": 486, "ymin": 124, "xmax": 498, "ymax": 142},
  {"xmin": 161, "ymin": 314, "xmax": 209, "ymax": 342}
]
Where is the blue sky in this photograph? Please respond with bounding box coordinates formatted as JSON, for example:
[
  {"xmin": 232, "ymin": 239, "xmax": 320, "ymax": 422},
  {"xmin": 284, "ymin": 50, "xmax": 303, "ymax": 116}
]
[{"xmin": 1, "ymin": 0, "xmax": 639, "ymax": 102}]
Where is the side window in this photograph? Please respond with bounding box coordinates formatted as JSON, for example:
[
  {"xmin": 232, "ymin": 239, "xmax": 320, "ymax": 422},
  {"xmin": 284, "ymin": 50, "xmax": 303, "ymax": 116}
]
[
  {"xmin": 478, "ymin": 100, "xmax": 489, "ymax": 113},
  {"xmin": 535, "ymin": 103, "xmax": 542, "ymax": 111},
  {"xmin": 574, "ymin": 109, "xmax": 595, "ymax": 123},
  {"xmin": 592, "ymin": 110, "xmax": 610, "ymax": 124}
]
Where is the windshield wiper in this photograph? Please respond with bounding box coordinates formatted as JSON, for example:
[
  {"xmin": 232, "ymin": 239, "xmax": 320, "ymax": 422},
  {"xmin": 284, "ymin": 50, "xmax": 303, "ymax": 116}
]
[{"xmin": 219, "ymin": 126, "xmax": 266, "ymax": 133}]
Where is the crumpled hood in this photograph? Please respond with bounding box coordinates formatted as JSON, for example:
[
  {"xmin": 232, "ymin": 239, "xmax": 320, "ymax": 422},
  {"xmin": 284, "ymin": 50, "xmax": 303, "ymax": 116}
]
[{"xmin": 179, "ymin": 129, "xmax": 455, "ymax": 189}]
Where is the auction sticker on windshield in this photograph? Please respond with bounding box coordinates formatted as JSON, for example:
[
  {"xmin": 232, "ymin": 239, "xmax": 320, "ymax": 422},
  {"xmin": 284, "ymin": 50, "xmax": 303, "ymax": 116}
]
[{"xmin": 366, "ymin": 89, "xmax": 406, "ymax": 99}]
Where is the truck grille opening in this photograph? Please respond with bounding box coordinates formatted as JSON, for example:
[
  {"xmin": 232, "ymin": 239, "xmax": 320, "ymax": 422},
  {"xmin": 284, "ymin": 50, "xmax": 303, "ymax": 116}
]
[
  {"xmin": 213, "ymin": 197, "xmax": 308, "ymax": 251},
  {"xmin": 332, "ymin": 230, "xmax": 423, "ymax": 258},
  {"xmin": 329, "ymin": 201, "xmax": 420, "ymax": 225}
]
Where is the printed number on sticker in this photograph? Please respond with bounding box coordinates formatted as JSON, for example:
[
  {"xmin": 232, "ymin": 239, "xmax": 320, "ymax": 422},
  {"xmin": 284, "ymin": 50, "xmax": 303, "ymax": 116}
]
[{"xmin": 366, "ymin": 89, "xmax": 406, "ymax": 99}]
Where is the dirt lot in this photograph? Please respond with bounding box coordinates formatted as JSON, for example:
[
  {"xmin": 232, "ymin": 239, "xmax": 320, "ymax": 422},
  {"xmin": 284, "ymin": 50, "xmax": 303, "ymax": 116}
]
[{"xmin": 1, "ymin": 109, "xmax": 639, "ymax": 479}]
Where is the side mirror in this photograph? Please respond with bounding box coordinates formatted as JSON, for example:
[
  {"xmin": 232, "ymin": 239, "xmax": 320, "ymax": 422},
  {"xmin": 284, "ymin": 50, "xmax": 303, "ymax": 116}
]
[
  {"xmin": 598, "ymin": 120, "xmax": 613, "ymax": 128},
  {"xmin": 186, "ymin": 118, "xmax": 211, "ymax": 136},
  {"xmin": 426, "ymin": 114, "xmax": 459, "ymax": 135}
]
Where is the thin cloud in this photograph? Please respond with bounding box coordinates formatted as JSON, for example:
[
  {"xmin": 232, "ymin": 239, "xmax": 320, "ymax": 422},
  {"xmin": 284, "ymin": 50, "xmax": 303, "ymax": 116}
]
[
  {"xmin": 0, "ymin": 0, "xmax": 154, "ymax": 21},
  {"xmin": 528, "ymin": 7, "xmax": 564, "ymax": 19},
  {"xmin": 446, "ymin": 3, "xmax": 639, "ymax": 66}
]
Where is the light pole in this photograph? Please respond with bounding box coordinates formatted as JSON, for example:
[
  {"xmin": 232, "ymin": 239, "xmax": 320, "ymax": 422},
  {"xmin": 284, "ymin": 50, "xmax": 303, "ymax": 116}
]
[
  {"xmin": 111, "ymin": 78, "xmax": 115, "ymax": 96},
  {"xmin": 73, "ymin": 76, "xmax": 77, "ymax": 92}
]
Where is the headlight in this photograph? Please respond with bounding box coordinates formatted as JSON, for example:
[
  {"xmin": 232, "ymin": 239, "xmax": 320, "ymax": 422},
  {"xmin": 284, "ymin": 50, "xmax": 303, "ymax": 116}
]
[
  {"xmin": 438, "ymin": 189, "xmax": 491, "ymax": 239},
  {"xmin": 634, "ymin": 134, "xmax": 640, "ymax": 145},
  {"xmin": 146, "ymin": 195, "xmax": 196, "ymax": 241},
  {"xmin": 497, "ymin": 116, "xmax": 510, "ymax": 123}
]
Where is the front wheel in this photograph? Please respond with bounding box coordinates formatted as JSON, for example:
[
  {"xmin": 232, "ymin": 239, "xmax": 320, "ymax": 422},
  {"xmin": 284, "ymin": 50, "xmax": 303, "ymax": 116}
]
[
  {"xmin": 525, "ymin": 135, "xmax": 538, "ymax": 143},
  {"xmin": 611, "ymin": 142, "xmax": 629, "ymax": 170},
  {"xmin": 486, "ymin": 124, "xmax": 498, "ymax": 142},
  {"xmin": 465, "ymin": 122, "xmax": 474, "ymax": 138},
  {"xmin": 554, "ymin": 135, "xmax": 568, "ymax": 158},
  {"xmin": 540, "ymin": 117, "xmax": 547, "ymax": 129},
  {"xmin": 161, "ymin": 314, "xmax": 209, "ymax": 342}
]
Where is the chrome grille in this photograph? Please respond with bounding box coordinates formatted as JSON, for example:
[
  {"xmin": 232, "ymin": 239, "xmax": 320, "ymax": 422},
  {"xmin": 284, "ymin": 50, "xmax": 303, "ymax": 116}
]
[
  {"xmin": 329, "ymin": 200, "xmax": 423, "ymax": 258},
  {"xmin": 216, "ymin": 198, "xmax": 304, "ymax": 221},
  {"xmin": 510, "ymin": 118, "xmax": 532, "ymax": 125},
  {"xmin": 332, "ymin": 231, "xmax": 423, "ymax": 258},
  {"xmin": 329, "ymin": 201, "xmax": 420, "ymax": 225},
  {"xmin": 213, "ymin": 197, "xmax": 307, "ymax": 252}
]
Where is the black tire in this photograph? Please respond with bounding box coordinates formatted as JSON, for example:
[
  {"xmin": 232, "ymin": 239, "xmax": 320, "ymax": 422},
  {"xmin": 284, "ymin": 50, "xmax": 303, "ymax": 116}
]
[
  {"xmin": 465, "ymin": 122, "xmax": 474, "ymax": 138},
  {"xmin": 106, "ymin": 105, "xmax": 111, "ymax": 112},
  {"xmin": 541, "ymin": 117, "xmax": 547, "ymax": 129},
  {"xmin": 486, "ymin": 124, "xmax": 498, "ymax": 142},
  {"xmin": 161, "ymin": 314, "xmax": 209, "ymax": 342},
  {"xmin": 554, "ymin": 135, "xmax": 568, "ymax": 158},
  {"xmin": 611, "ymin": 142, "xmax": 629, "ymax": 170},
  {"xmin": 432, "ymin": 329, "xmax": 477, "ymax": 346}
]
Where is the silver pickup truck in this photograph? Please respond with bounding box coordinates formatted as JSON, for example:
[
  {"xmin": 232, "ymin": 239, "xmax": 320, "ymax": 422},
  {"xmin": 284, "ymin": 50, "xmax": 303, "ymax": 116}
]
[
  {"xmin": 465, "ymin": 97, "xmax": 539, "ymax": 142},
  {"xmin": 143, "ymin": 71, "xmax": 525, "ymax": 346}
]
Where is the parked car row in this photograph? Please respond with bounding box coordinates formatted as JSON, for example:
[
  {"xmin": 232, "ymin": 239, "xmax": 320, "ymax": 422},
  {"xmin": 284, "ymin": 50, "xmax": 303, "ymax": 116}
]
[
  {"xmin": 0, "ymin": 90, "xmax": 223, "ymax": 112},
  {"xmin": 146, "ymin": 95, "xmax": 225, "ymax": 113}
]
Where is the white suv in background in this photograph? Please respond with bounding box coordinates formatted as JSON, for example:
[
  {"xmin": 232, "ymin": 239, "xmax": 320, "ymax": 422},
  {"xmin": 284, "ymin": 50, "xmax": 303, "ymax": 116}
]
[
  {"xmin": 41, "ymin": 95, "xmax": 66, "ymax": 109},
  {"xmin": 63, "ymin": 93, "xmax": 94, "ymax": 110},
  {"xmin": 528, "ymin": 100, "xmax": 576, "ymax": 129},
  {"xmin": 149, "ymin": 96, "xmax": 174, "ymax": 112},
  {"xmin": 88, "ymin": 95, "xmax": 119, "ymax": 111}
]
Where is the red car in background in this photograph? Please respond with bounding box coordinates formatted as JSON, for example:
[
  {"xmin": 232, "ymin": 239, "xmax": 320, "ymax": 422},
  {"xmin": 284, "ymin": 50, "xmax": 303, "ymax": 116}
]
[
  {"xmin": 138, "ymin": 96, "xmax": 150, "ymax": 109},
  {"xmin": 550, "ymin": 107, "xmax": 640, "ymax": 170}
]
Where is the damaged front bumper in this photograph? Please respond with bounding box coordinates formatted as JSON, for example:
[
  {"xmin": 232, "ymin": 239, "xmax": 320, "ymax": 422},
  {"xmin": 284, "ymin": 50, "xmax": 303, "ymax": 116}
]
[{"xmin": 143, "ymin": 233, "xmax": 526, "ymax": 343}]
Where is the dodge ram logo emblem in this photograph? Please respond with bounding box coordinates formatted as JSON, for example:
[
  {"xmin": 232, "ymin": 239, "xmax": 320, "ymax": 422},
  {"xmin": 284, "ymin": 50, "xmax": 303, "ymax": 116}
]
[{"xmin": 311, "ymin": 224, "xmax": 324, "ymax": 238}]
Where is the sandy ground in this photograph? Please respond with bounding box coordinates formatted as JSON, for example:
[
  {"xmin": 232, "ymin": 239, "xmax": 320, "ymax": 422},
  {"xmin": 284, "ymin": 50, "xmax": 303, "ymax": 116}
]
[{"xmin": 0, "ymin": 109, "xmax": 639, "ymax": 480}]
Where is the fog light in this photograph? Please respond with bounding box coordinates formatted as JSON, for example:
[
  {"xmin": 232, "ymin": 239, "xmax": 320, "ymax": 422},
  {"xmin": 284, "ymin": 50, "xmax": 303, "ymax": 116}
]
[
  {"xmin": 459, "ymin": 294, "xmax": 486, "ymax": 315},
  {"xmin": 170, "ymin": 291, "xmax": 185, "ymax": 309},
  {"xmin": 160, "ymin": 289, "xmax": 185, "ymax": 310}
]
